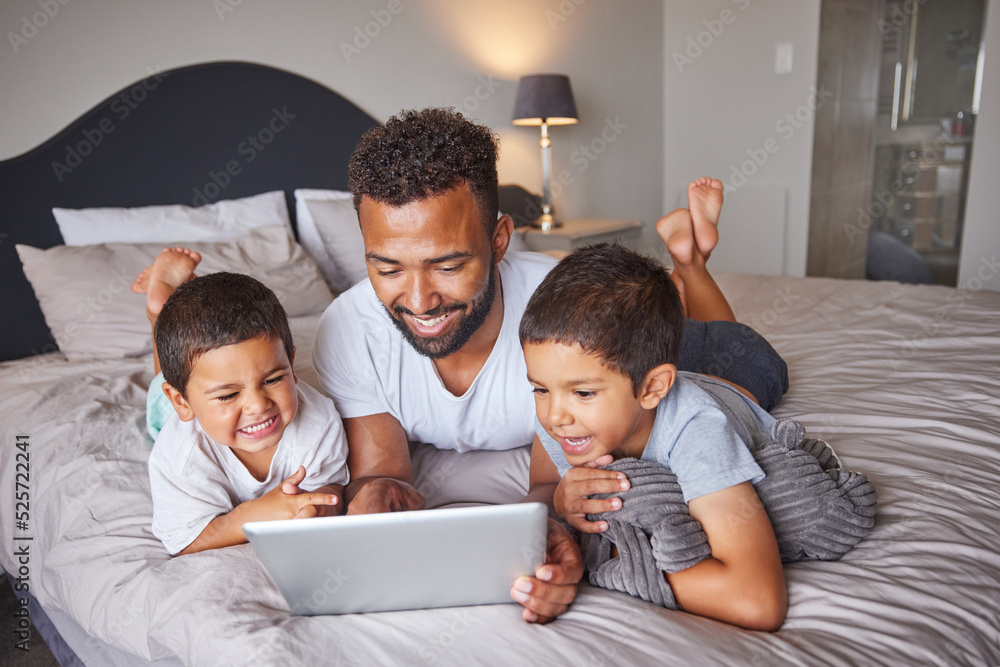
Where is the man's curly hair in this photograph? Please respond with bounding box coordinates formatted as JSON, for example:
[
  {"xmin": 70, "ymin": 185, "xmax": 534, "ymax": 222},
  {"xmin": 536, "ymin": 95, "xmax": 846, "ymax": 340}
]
[{"xmin": 348, "ymin": 107, "xmax": 500, "ymax": 232}]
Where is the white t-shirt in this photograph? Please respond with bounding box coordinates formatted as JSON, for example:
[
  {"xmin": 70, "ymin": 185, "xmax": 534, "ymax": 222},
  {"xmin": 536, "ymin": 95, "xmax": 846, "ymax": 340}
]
[
  {"xmin": 148, "ymin": 381, "xmax": 350, "ymax": 555},
  {"xmin": 313, "ymin": 251, "xmax": 558, "ymax": 452}
]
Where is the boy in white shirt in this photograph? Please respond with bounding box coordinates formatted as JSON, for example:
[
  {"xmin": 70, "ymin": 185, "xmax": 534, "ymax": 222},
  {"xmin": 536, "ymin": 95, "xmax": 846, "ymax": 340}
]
[{"xmin": 134, "ymin": 249, "xmax": 349, "ymax": 555}]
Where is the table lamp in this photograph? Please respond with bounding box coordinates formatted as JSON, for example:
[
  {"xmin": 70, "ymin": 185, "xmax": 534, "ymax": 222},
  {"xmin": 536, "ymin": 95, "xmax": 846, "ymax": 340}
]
[{"xmin": 512, "ymin": 74, "xmax": 579, "ymax": 231}]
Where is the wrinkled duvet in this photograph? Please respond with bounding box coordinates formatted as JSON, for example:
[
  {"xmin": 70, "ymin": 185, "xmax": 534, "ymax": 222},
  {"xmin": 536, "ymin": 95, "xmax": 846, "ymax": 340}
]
[{"xmin": 1, "ymin": 274, "xmax": 999, "ymax": 666}]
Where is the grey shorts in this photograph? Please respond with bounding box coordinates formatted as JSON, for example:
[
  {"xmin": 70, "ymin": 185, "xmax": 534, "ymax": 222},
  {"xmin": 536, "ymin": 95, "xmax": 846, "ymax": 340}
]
[{"xmin": 678, "ymin": 319, "xmax": 788, "ymax": 411}]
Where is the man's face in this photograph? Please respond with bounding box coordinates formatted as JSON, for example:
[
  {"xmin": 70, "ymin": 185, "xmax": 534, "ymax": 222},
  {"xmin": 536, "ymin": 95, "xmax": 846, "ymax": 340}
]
[{"xmin": 359, "ymin": 183, "xmax": 507, "ymax": 359}]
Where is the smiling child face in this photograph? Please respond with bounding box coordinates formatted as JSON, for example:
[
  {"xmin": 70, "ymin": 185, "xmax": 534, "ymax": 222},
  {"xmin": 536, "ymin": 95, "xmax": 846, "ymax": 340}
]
[
  {"xmin": 165, "ymin": 336, "xmax": 298, "ymax": 463},
  {"xmin": 524, "ymin": 341, "xmax": 663, "ymax": 467}
]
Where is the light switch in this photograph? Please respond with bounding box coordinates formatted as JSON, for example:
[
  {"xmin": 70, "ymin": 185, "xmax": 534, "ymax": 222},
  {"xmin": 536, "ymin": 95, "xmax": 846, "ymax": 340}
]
[{"xmin": 775, "ymin": 42, "xmax": 793, "ymax": 75}]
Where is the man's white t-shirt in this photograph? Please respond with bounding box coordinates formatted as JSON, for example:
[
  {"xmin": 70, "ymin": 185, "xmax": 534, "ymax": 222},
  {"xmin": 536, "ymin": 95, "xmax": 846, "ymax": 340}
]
[
  {"xmin": 313, "ymin": 251, "xmax": 558, "ymax": 452},
  {"xmin": 148, "ymin": 381, "xmax": 350, "ymax": 555}
]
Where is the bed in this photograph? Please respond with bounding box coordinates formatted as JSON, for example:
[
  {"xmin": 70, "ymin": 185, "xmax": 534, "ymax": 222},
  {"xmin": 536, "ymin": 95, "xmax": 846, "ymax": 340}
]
[{"xmin": 2, "ymin": 61, "xmax": 999, "ymax": 666}]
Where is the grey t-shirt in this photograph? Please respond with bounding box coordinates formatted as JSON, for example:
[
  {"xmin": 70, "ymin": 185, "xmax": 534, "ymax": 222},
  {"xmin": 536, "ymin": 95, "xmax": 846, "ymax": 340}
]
[{"xmin": 537, "ymin": 372, "xmax": 768, "ymax": 502}]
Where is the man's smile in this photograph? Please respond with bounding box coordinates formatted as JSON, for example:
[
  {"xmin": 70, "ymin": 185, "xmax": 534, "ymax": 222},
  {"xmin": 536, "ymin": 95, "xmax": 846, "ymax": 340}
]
[{"xmin": 402, "ymin": 308, "xmax": 462, "ymax": 337}]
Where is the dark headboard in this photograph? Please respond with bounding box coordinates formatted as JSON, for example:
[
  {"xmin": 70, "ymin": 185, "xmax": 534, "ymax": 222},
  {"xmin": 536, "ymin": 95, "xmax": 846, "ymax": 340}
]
[{"xmin": 0, "ymin": 61, "xmax": 379, "ymax": 362}]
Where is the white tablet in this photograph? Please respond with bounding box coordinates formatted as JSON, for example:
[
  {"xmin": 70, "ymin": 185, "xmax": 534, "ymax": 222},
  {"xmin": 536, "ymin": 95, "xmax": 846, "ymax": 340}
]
[{"xmin": 243, "ymin": 502, "xmax": 548, "ymax": 615}]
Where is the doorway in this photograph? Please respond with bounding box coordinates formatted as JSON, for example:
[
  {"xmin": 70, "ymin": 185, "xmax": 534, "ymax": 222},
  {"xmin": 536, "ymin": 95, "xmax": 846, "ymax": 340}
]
[
  {"xmin": 866, "ymin": 0, "xmax": 986, "ymax": 286},
  {"xmin": 806, "ymin": 0, "xmax": 987, "ymax": 286}
]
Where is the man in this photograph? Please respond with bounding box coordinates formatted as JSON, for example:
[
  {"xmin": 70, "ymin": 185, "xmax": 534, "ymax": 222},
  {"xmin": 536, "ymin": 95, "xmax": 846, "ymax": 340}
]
[{"xmin": 313, "ymin": 108, "xmax": 787, "ymax": 623}]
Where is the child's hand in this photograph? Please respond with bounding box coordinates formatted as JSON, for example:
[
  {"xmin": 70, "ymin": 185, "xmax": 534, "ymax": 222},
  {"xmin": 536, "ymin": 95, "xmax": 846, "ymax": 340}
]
[
  {"xmin": 554, "ymin": 456, "xmax": 630, "ymax": 533},
  {"xmin": 181, "ymin": 468, "xmax": 339, "ymax": 554},
  {"xmin": 248, "ymin": 466, "xmax": 339, "ymax": 520},
  {"xmin": 280, "ymin": 465, "xmax": 309, "ymax": 495},
  {"xmin": 580, "ymin": 454, "xmax": 615, "ymax": 469}
]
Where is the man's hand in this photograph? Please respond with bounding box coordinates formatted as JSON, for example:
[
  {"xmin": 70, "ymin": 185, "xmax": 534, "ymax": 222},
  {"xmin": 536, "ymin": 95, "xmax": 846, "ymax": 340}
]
[
  {"xmin": 509, "ymin": 518, "xmax": 584, "ymax": 623},
  {"xmin": 553, "ymin": 456, "xmax": 629, "ymax": 533},
  {"xmin": 346, "ymin": 477, "xmax": 425, "ymax": 515},
  {"xmin": 341, "ymin": 414, "xmax": 423, "ymax": 515}
]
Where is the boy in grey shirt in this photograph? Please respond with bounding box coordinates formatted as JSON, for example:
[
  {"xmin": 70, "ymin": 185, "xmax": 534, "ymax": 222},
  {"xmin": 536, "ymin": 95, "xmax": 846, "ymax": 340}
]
[{"xmin": 520, "ymin": 243, "xmax": 786, "ymax": 631}]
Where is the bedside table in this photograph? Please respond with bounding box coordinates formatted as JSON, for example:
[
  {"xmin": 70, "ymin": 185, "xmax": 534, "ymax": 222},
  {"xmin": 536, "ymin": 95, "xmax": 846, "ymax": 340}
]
[{"xmin": 519, "ymin": 218, "xmax": 644, "ymax": 253}]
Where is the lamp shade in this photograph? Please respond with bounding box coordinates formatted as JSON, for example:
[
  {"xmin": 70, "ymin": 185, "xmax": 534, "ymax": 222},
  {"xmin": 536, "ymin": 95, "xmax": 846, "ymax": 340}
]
[{"xmin": 511, "ymin": 74, "xmax": 579, "ymax": 126}]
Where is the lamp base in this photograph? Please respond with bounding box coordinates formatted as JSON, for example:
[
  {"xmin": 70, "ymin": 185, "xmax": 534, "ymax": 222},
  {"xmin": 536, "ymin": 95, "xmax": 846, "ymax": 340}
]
[{"xmin": 531, "ymin": 213, "xmax": 562, "ymax": 232}]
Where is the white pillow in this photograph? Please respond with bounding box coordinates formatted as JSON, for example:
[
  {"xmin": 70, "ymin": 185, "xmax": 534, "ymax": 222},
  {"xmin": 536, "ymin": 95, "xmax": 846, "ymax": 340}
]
[
  {"xmin": 293, "ymin": 189, "xmax": 357, "ymax": 292},
  {"xmin": 303, "ymin": 197, "xmax": 369, "ymax": 293},
  {"xmin": 16, "ymin": 226, "xmax": 332, "ymax": 361},
  {"xmin": 52, "ymin": 191, "xmax": 292, "ymax": 246}
]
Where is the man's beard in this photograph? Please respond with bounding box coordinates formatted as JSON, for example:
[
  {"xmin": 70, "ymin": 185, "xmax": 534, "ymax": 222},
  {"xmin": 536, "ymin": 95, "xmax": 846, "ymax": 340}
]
[{"xmin": 383, "ymin": 261, "xmax": 498, "ymax": 359}]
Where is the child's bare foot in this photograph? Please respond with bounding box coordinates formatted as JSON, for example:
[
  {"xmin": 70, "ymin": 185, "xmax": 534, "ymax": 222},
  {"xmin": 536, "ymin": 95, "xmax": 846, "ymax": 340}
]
[
  {"xmin": 143, "ymin": 248, "xmax": 201, "ymax": 317},
  {"xmin": 656, "ymin": 208, "xmax": 698, "ymax": 269},
  {"xmin": 687, "ymin": 177, "xmax": 723, "ymax": 258},
  {"xmin": 131, "ymin": 265, "xmax": 152, "ymax": 294},
  {"xmin": 655, "ymin": 180, "xmax": 735, "ymax": 323},
  {"xmin": 655, "ymin": 209, "xmax": 696, "ymax": 315}
]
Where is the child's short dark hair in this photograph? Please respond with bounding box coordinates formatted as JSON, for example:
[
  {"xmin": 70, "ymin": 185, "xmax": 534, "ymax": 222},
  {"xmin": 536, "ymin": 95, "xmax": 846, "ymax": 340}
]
[
  {"xmin": 154, "ymin": 272, "xmax": 293, "ymax": 396},
  {"xmin": 519, "ymin": 243, "xmax": 685, "ymax": 393}
]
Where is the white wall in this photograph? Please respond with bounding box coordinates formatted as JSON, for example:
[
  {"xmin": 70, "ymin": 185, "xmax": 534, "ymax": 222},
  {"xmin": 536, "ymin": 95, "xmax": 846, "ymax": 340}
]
[
  {"xmin": 0, "ymin": 0, "xmax": 664, "ymax": 231},
  {"xmin": 662, "ymin": 0, "xmax": 821, "ymax": 276},
  {"xmin": 5, "ymin": 0, "xmax": 991, "ymax": 284},
  {"xmin": 960, "ymin": 0, "xmax": 1000, "ymax": 290}
]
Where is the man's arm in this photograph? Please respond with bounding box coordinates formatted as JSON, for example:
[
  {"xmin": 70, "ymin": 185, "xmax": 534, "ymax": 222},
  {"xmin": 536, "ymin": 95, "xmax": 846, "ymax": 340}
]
[
  {"xmin": 343, "ymin": 413, "xmax": 425, "ymax": 514},
  {"xmin": 664, "ymin": 482, "xmax": 787, "ymax": 631}
]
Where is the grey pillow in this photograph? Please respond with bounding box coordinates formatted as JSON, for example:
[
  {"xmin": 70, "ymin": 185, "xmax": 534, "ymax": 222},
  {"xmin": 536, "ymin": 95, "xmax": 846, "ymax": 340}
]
[
  {"xmin": 580, "ymin": 418, "xmax": 878, "ymax": 609},
  {"xmin": 17, "ymin": 226, "xmax": 332, "ymax": 361}
]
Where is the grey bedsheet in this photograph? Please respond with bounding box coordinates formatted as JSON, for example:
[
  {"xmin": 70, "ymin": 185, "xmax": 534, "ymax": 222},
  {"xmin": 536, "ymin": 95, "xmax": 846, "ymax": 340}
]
[{"xmin": 1, "ymin": 274, "xmax": 999, "ymax": 666}]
